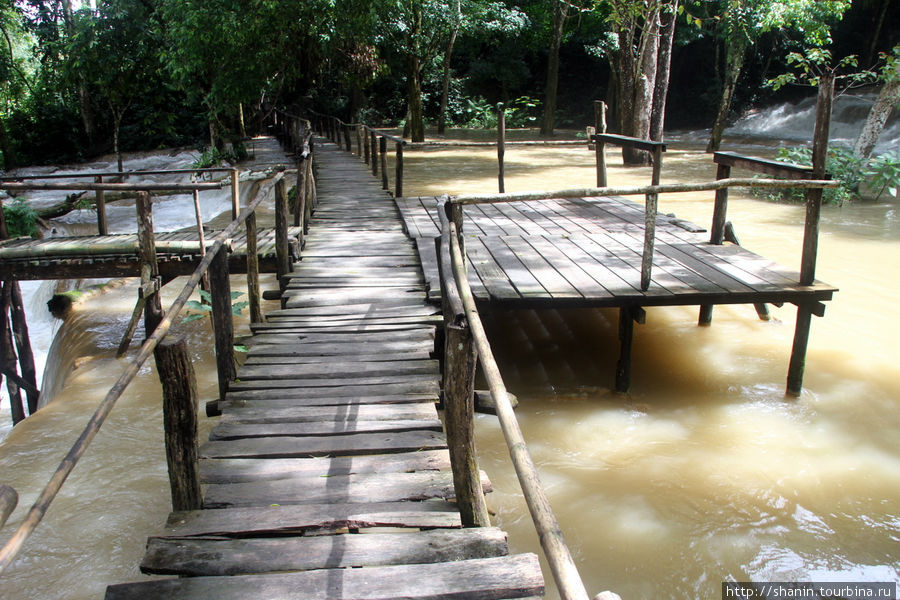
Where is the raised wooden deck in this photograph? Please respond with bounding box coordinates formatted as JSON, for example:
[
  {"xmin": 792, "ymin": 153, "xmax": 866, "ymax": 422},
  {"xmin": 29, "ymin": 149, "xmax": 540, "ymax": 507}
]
[
  {"xmin": 0, "ymin": 227, "xmax": 303, "ymax": 280},
  {"xmin": 104, "ymin": 140, "xmax": 544, "ymax": 599},
  {"xmin": 397, "ymin": 196, "xmax": 837, "ymax": 309}
]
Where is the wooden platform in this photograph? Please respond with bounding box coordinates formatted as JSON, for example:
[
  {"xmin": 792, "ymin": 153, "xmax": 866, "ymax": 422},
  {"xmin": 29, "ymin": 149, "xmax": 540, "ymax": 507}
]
[
  {"xmin": 105, "ymin": 140, "xmax": 544, "ymax": 599},
  {"xmin": 396, "ymin": 196, "xmax": 837, "ymax": 308},
  {"xmin": 0, "ymin": 227, "xmax": 303, "ymax": 280}
]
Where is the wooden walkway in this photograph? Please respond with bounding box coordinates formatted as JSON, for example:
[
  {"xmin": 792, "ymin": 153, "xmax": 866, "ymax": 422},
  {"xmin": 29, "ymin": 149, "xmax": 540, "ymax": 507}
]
[
  {"xmin": 0, "ymin": 227, "xmax": 303, "ymax": 281},
  {"xmin": 105, "ymin": 140, "xmax": 544, "ymax": 599},
  {"xmin": 397, "ymin": 196, "xmax": 837, "ymax": 308}
]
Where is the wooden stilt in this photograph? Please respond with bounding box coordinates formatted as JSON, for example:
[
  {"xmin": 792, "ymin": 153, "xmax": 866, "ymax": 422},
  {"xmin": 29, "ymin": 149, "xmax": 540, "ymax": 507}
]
[
  {"xmin": 274, "ymin": 175, "xmax": 291, "ymax": 292},
  {"xmin": 8, "ymin": 280, "xmax": 39, "ymax": 413},
  {"xmin": 245, "ymin": 209, "xmax": 262, "ymax": 324},
  {"xmin": 135, "ymin": 192, "xmax": 163, "ymax": 338},
  {"xmin": 208, "ymin": 244, "xmax": 236, "ymax": 402},
  {"xmin": 786, "ymin": 304, "xmax": 814, "ymax": 397},
  {"xmin": 615, "ymin": 306, "xmax": 645, "ymax": 393},
  {"xmin": 154, "ymin": 336, "xmax": 201, "ymax": 511},
  {"xmin": 0, "ymin": 283, "xmax": 24, "ymax": 424},
  {"xmin": 498, "ymin": 103, "xmax": 506, "ymax": 194}
]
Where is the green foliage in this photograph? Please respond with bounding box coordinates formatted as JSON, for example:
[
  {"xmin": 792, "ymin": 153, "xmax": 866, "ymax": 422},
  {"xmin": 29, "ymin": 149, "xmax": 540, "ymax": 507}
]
[
  {"xmin": 767, "ymin": 145, "xmax": 900, "ymax": 205},
  {"xmin": 462, "ymin": 96, "xmax": 540, "ymax": 128},
  {"xmin": 2, "ymin": 197, "xmax": 39, "ymax": 238},
  {"xmin": 182, "ymin": 290, "xmax": 249, "ymax": 323},
  {"xmin": 191, "ymin": 142, "xmax": 248, "ymax": 168}
]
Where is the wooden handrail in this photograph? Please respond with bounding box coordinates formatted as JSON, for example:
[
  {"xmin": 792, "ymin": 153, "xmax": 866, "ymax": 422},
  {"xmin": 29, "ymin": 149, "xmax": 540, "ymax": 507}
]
[
  {"xmin": 591, "ymin": 133, "xmax": 666, "ymax": 153},
  {"xmin": 714, "ymin": 151, "xmax": 816, "ymax": 180},
  {"xmin": 0, "ymin": 168, "xmax": 237, "ymax": 181},
  {"xmin": 440, "ymin": 198, "xmax": 596, "ymax": 600},
  {"xmin": 0, "ymin": 181, "xmax": 223, "ymax": 192},
  {"xmin": 0, "ymin": 177, "xmax": 274, "ymax": 574}
]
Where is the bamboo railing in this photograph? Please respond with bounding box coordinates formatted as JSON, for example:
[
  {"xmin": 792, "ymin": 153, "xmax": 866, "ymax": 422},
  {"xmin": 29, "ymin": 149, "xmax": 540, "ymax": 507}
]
[{"xmin": 0, "ymin": 170, "xmax": 296, "ymax": 574}]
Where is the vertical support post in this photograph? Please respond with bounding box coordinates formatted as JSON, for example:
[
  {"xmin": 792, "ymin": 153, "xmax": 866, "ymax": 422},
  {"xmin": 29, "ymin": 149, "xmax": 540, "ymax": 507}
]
[
  {"xmin": 594, "ymin": 100, "xmax": 608, "ymax": 188},
  {"xmin": 230, "ymin": 169, "xmax": 240, "ymax": 221},
  {"xmin": 154, "ymin": 336, "xmax": 201, "ymax": 511},
  {"xmin": 95, "ymin": 175, "xmax": 107, "ymax": 235},
  {"xmin": 371, "ymin": 131, "xmax": 378, "ymax": 176},
  {"xmin": 136, "ymin": 191, "xmax": 163, "ymax": 338},
  {"xmin": 295, "ymin": 156, "xmax": 307, "ymax": 228},
  {"xmin": 304, "ymin": 148, "xmax": 315, "ymax": 231},
  {"xmin": 615, "ymin": 306, "xmax": 644, "ymax": 393},
  {"xmin": 699, "ymin": 162, "xmax": 732, "ymax": 325},
  {"xmin": 380, "ymin": 136, "xmax": 389, "ymax": 191},
  {"xmin": 640, "ymin": 147, "xmax": 662, "ymax": 291},
  {"xmin": 9, "ymin": 282, "xmax": 38, "ymax": 414},
  {"xmin": 208, "ymin": 244, "xmax": 236, "ymax": 401},
  {"xmin": 787, "ymin": 73, "xmax": 833, "ymax": 396},
  {"xmin": 245, "ymin": 209, "xmax": 262, "ymax": 324},
  {"xmin": 497, "ymin": 103, "xmax": 506, "ymax": 193},
  {"xmin": 274, "ymin": 175, "xmax": 291, "ymax": 291},
  {"xmin": 444, "ymin": 319, "xmax": 491, "ymax": 527},
  {"xmin": 343, "ymin": 124, "xmax": 351, "ymax": 152},
  {"xmin": 363, "ymin": 128, "xmax": 370, "ymax": 164},
  {"xmin": 395, "ymin": 141, "xmax": 404, "ymax": 198},
  {"xmin": 0, "ymin": 282, "xmax": 24, "ymax": 424}
]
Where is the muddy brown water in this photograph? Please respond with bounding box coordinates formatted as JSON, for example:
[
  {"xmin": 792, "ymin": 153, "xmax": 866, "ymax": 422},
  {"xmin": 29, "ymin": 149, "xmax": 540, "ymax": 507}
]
[{"xmin": 0, "ymin": 135, "xmax": 897, "ymax": 599}]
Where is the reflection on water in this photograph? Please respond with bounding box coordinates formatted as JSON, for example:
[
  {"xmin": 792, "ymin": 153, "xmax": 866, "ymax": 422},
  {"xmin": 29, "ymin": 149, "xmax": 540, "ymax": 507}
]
[{"xmin": 0, "ymin": 132, "xmax": 898, "ymax": 599}]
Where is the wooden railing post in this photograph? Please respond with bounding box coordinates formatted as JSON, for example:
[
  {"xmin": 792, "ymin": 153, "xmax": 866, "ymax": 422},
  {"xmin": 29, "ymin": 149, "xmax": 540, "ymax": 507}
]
[
  {"xmin": 371, "ymin": 131, "xmax": 378, "ymax": 176},
  {"xmin": 700, "ymin": 161, "xmax": 732, "ymax": 325},
  {"xmin": 640, "ymin": 146, "xmax": 663, "ymax": 291},
  {"xmin": 154, "ymin": 336, "xmax": 201, "ymax": 511},
  {"xmin": 363, "ymin": 127, "xmax": 371, "ymax": 165},
  {"xmin": 356, "ymin": 125, "xmax": 363, "ymax": 156},
  {"xmin": 208, "ymin": 243, "xmax": 236, "ymax": 401},
  {"xmin": 274, "ymin": 175, "xmax": 292, "ymax": 291},
  {"xmin": 380, "ymin": 136, "xmax": 389, "ymax": 191},
  {"xmin": 395, "ymin": 141, "xmax": 404, "ymax": 198},
  {"xmin": 295, "ymin": 155, "xmax": 307, "ymax": 228},
  {"xmin": 245, "ymin": 208, "xmax": 262, "ymax": 324},
  {"xmin": 230, "ymin": 169, "xmax": 240, "ymax": 220},
  {"xmin": 95, "ymin": 175, "xmax": 108, "ymax": 235},
  {"xmin": 498, "ymin": 103, "xmax": 506, "ymax": 193},
  {"xmin": 343, "ymin": 124, "xmax": 352, "ymax": 152},
  {"xmin": 594, "ymin": 101, "xmax": 608, "ymax": 187},
  {"xmin": 135, "ymin": 191, "xmax": 163, "ymax": 338}
]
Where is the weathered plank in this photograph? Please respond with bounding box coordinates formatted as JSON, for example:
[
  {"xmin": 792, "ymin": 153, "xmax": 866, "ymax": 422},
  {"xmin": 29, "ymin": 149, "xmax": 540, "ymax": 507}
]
[
  {"xmin": 209, "ymin": 418, "xmax": 443, "ymax": 440},
  {"xmin": 106, "ymin": 553, "xmax": 544, "ymax": 600},
  {"xmin": 235, "ymin": 359, "xmax": 439, "ymax": 381},
  {"xmin": 200, "ymin": 449, "xmax": 451, "ymax": 483},
  {"xmin": 218, "ymin": 402, "xmax": 439, "ymax": 424},
  {"xmin": 141, "ymin": 528, "xmax": 509, "ymax": 576},
  {"xmin": 202, "ymin": 469, "xmax": 491, "ymax": 508},
  {"xmin": 200, "ymin": 429, "xmax": 448, "ymax": 460}
]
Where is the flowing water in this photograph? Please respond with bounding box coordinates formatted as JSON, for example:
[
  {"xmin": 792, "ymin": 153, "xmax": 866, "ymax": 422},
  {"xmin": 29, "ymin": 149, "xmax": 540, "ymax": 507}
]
[{"xmin": 0, "ymin": 102, "xmax": 898, "ymax": 599}]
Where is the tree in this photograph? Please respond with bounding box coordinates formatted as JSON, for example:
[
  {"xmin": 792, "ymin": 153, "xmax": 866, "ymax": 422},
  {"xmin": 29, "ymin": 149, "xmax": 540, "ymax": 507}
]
[
  {"xmin": 854, "ymin": 45, "xmax": 900, "ymax": 160},
  {"xmin": 539, "ymin": 0, "xmax": 571, "ymax": 136},
  {"xmin": 704, "ymin": 0, "xmax": 851, "ymax": 153}
]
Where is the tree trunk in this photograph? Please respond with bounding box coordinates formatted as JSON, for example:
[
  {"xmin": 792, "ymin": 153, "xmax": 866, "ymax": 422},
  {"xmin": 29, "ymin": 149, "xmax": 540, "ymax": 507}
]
[
  {"xmin": 209, "ymin": 114, "xmax": 224, "ymax": 151},
  {"xmin": 614, "ymin": 15, "xmax": 636, "ymax": 138},
  {"xmin": 0, "ymin": 118, "xmax": 14, "ymax": 170},
  {"xmin": 853, "ymin": 61, "xmax": 900, "ymax": 160},
  {"xmin": 113, "ymin": 109, "xmax": 124, "ymax": 173},
  {"xmin": 540, "ymin": 0, "xmax": 569, "ymax": 137},
  {"xmin": 407, "ymin": 55, "xmax": 425, "ymax": 142},
  {"xmin": 438, "ymin": 0, "xmax": 461, "ymax": 135},
  {"xmin": 649, "ymin": 1, "xmax": 678, "ymax": 142},
  {"xmin": 706, "ymin": 39, "xmax": 746, "ymax": 153},
  {"xmin": 623, "ymin": 8, "xmax": 659, "ymax": 165}
]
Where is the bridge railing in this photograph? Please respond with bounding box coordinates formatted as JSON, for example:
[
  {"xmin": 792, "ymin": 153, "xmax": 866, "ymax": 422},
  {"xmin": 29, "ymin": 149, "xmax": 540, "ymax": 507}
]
[{"xmin": 0, "ymin": 170, "xmax": 299, "ymax": 573}]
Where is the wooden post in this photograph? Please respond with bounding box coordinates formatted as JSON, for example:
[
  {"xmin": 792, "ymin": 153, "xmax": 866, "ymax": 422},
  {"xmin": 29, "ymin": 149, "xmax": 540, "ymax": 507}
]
[
  {"xmin": 380, "ymin": 136, "xmax": 389, "ymax": 191},
  {"xmin": 615, "ymin": 306, "xmax": 644, "ymax": 393},
  {"xmin": 208, "ymin": 244, "xmax": 236, "ymax": 401},
  {"xmin": 230, "ymin": 169, "xmax": 240, "ymax": 221},
  {"xmin": 135, "ymin": 191, "xmax": 163, "ymax": 338},
  {"xmin": 444, "ymin": 319, "xmax": 491, "ymax": 527},
  {"xmin": 498, "ymin": 103, "xmax": 506, "ymax": 193},
  {"xmin": 0, "ymin": 283, "xmax": 24, "ymax": 424},
  {"xmin": 363, "ymin": 127, "xmax": 371, "ymax": 165},
  {"xmin": 295, "ymin": 156, "xmax": 307, "ymax": 228},
  {"xmin": 192, "ymin": 190, "xmax": 209, "ymax": 292},
  {"xmin": 787, "ymin": 73, "xmax": 834, "ymax": 396},
  {"xmin": 154, "ymin": 336, "xmax": 201, "ymax": 511},
  {"xmin": 274, "ymin": 175, "xmax": 291, "ymax": 291},
  {"xmin": 356, "ymin": 126, "xmax": 362, "ymax": 156},
  {"xmin": 95, "ymin": 175, "xmax": 108, "ymax": 235},
  {"xmin": 9, "ymin": 281, "xmax": 38, "ymax": 414},
  {"xmin": 699, "ymin": 162, "xmax": 732, "ymax": 324},
  {"xmin": 304, "ymin": 150, "xmax": 315, "ymax": 232},
  {"xmin": 343, "ymin": 124, "xmax": 352, "ymax": 152},
  {"xmin": 395, "ymin": 141, "xmax": 404, "ymax": 198},
  {"xmin": 371, "ymin": 131, "xmax": 378, "ymax": 176},
  {"xmin": 640, "ymin": 147, "xmax": 663, "ymax": 291},
  {"xmin": 245, "ymin": 209, "xmax": 262, "ymax": 324},
  {"xmin": 0, "ymin": 485, "xmax": 16, "ymax": 530}
]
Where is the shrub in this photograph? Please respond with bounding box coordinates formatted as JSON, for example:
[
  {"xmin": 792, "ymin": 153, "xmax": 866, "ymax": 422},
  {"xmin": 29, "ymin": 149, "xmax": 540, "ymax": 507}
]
[{"xmin": 2, "ymin": 198, "xmax": 40, "ymax": 238}]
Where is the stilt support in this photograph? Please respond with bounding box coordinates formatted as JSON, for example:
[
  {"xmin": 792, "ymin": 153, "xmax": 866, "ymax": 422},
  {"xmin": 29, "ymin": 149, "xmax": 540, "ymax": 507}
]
[
  {"xmin": 786, "ymin": 302, "xmax": 825, "ymax": 396},
  {"xmin": 616, "ymin": 306, "xmax": 645, "ymax": 393}
]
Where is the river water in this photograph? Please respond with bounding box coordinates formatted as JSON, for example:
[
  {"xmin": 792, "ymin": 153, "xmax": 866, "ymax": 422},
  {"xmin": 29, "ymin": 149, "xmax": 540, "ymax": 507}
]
[{"xmin": 0, "ymin": 104, "xmax": 898, "ymax": 598}]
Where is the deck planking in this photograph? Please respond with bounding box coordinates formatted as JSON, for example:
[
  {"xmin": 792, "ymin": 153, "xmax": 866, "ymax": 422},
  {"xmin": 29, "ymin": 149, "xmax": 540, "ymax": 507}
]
[
  {"xmin": 106, "ymin": 139, "xmax": 544, "ymax": 599},
  {"xmin": 396, "ymin": 195, "xmax": 837, "ymax": 307}
]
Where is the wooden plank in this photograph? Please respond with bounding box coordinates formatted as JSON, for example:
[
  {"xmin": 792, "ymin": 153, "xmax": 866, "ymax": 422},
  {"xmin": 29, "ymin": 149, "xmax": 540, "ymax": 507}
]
[
  {"xmin": 200, "ymin": 449, "xmax": 450, "ymax": 483},
  {"xmin": 202, "ymin": 469, "xmax": 491, "ymax": 508},
  {"xmin": 158, "ymin": 500, "xmax": 461, "ymax": 537},
  {"xmin": 480, "ymin": 235, "xmax": 546, "ymax": 297},
  {"xmin": 500, "ymin": 235, "xmax": 581, "ymax": 298},
  {"xmin": 200, "ymin": 429, "xmax": 448, "ymax": 460},
  {"xmin": 266, "ymin": 304, "xmax": 439, "ymax": 319},
  {"xmin": 219, "ymin": 402, "xmax": 438, "ymax": 424},
  {"xmin": 141, "ymin": 528, "xmax": 510, "ymax": 576},
  {"xmin": 522, "ymin": 235, "xmax": 610, "ymax": 298},
  {"xmin": 106, "ymin": 553, "xmax": 544, "ymax": 600},
  {"xmin": 235, "ymin": 359, "xmax": 438, "ymax": 381},
  {"xmin": 247, "ymin": 341, "xmax": 433, "ymax": 358},
  {"xmin": 465, "ymin": 237, "xmax": 520, "ymax": 301},
  {"xmin": 245, "ymin": 350, "xmax": 434, "ymax": 364},
  {"xmin": 209, "ymin": 419, "xmax": 443, "ymax": 440}
]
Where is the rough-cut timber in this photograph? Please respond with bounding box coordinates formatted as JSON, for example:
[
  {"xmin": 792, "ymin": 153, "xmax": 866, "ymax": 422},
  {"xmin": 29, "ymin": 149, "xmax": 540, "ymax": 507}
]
[{"xmin": 105, "ymin": 138, "xmax": 544, "ymax": 599}]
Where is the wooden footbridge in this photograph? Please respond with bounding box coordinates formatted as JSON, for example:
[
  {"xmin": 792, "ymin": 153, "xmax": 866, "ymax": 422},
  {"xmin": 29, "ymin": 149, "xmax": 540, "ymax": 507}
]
[{"xmin": 1, "ymin": 101, "xmax": 838, "ymax": 600}]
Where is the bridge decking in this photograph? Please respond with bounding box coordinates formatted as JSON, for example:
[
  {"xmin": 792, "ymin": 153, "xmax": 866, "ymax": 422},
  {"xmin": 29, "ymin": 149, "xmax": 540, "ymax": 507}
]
[
  {"xmin": 397, "ymin": 196, "xmax": 837, "ymax": 308},
  {"xmin": 104, "ymin": 140, "xmax": 544, "ymax": 599},
  {"xmin": 0, "ymin": 227, "xmax": 303, "ymax": 280}
]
